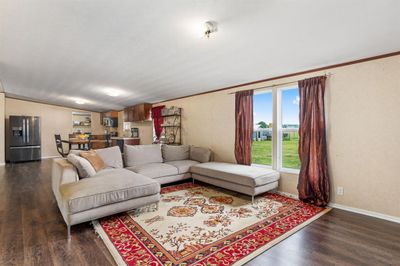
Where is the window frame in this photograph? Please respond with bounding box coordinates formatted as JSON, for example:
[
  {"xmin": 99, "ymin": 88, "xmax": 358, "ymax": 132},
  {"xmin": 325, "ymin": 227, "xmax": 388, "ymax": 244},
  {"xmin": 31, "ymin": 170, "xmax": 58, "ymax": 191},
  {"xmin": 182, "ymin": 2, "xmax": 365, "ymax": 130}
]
[{"xmin": 251, "ymin": 85, "xmax": 300, "ymax": 174}]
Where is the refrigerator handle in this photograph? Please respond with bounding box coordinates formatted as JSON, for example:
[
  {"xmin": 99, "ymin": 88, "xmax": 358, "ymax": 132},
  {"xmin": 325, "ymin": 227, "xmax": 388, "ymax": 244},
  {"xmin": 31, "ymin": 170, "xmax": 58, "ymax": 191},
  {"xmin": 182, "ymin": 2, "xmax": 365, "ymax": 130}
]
[
  {"xmin": 27, "ymin": 118, "xmax": 30, "ymax": 143},
  {"xmin": 22, "ymin": 118, "xmax": 26, "ymax": 143}
]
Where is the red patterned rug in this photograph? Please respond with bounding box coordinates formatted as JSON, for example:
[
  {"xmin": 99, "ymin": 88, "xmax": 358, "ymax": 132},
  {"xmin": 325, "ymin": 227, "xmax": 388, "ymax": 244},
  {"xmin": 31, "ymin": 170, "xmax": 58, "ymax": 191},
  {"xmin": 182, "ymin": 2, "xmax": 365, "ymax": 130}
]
[{"xmin": 93, "ymin": 183, "xmax": 329, "ymax": 266}]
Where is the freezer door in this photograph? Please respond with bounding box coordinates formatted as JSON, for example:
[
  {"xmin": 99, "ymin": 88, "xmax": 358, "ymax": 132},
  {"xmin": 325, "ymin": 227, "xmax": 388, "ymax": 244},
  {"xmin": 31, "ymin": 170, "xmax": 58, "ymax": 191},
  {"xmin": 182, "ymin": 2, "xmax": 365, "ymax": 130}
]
[
  {"xmin": 9, "ymin": 116, "xmax": 26, "ymax": 147},
  {"xmin": 26, "ymin": 116, "xmax": 41, "ymax": 145},
  {"xmin": 9, "ymin": 146, "xmax": 41, "ymax": 162}
]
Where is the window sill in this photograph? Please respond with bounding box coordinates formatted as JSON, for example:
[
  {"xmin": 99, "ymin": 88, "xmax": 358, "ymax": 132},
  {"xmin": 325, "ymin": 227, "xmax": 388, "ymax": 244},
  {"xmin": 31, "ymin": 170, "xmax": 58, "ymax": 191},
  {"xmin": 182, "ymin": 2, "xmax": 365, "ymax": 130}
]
[
  {"xmin": 251, "ymin": 164, "xmax": 272, "ymax": 169},
  {"xmin": 279, "ymin": 168, "xmax": 300, "ymax": 175}
]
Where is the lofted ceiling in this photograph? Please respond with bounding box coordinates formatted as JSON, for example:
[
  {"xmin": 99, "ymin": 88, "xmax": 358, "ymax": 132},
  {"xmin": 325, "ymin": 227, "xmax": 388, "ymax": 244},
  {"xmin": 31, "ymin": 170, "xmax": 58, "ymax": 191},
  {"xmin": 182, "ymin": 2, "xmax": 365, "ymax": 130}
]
[{"xmin": 0, "ymin": 0, "xmax": 400, "ymax": 112}]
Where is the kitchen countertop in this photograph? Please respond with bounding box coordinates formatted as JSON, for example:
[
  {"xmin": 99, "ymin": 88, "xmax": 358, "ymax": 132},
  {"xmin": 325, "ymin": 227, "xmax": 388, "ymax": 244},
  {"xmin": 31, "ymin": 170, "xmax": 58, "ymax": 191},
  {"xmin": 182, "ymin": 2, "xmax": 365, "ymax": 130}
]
[{"xmin": 111, "ymin": 137, "xmax": 140, "ymax": 140}]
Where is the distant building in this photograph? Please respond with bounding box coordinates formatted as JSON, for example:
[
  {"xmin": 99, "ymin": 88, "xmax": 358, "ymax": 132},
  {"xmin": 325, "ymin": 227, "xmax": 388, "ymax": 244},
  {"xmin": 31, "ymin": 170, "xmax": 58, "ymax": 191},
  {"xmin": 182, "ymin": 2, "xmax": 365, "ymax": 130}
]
[
  {"xmin": 253, "ymin": 128, "xmax": 272, "ymax": 141},
  {"xmin": 282, "ymin": 124, "xmax": 299, "ymax": 129}
]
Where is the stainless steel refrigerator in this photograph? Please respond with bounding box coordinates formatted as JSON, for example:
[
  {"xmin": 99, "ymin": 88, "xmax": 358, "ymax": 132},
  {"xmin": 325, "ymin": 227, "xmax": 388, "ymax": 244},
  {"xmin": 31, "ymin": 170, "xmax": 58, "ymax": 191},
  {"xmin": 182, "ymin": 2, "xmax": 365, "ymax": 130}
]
[{"xmin": 8, "ymin": 116, "xmax": 41, "ymax": 162}]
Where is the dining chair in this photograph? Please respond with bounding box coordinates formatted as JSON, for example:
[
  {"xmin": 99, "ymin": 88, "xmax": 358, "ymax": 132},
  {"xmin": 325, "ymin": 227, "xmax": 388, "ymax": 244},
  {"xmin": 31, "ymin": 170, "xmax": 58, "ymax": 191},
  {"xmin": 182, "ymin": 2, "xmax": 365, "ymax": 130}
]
[{"xmin": 54, "ymin": 134, "xmax": 70, "ymax": 157}]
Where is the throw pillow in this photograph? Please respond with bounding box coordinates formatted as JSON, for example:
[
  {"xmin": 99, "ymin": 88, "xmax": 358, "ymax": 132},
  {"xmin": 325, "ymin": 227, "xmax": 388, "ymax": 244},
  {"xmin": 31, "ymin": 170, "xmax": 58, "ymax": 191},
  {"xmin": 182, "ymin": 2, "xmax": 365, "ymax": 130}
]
[
  {"xmin": 67, "ymin": 153, "xmax": 96, "ymax": 178},
  {"xmin": 190, "ymin": 146, "xmax": 212, "ymax": 163},
  {"xmin": 80, "ymin": 151, "xmax": 106, "ymax": 171},
  {"xmin": 162, "ymin": 144, "xmax": 190, "ymax": 162}
]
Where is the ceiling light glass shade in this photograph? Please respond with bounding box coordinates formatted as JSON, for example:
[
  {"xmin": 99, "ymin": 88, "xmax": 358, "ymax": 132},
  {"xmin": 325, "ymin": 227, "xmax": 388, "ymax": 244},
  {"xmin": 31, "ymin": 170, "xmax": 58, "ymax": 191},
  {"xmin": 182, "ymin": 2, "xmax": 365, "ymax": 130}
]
[
  {"xmin": 75, "ymin": 99, "xmax": 86, "ymax": 104},
  {"xmin": 104, "ymin": 88, "xmax": 122, "ymax": 97}
]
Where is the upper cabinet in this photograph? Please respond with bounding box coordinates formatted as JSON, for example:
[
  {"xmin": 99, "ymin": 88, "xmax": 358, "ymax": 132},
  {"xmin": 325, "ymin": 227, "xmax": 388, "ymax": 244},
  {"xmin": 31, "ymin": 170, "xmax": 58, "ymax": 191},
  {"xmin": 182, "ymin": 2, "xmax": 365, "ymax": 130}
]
[
  {"xmin": 100, "ymin": 111, "xmax": 119, "ymax": 127},
  {"xmin": 124, "ymin": 103, "xmax": 152, "ymax": 122}
]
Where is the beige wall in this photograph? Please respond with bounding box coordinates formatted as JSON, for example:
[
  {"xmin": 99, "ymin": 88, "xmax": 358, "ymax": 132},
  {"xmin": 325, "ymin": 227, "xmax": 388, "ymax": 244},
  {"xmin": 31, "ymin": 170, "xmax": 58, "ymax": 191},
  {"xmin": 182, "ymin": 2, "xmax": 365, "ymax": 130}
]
[
  {"xmin": 5, "ymin": 98, "xmax": 103, "ymax": 158},
  {"xmin": 0, "ymin": 93, "xmax": 5, "ymax": 164},
  {"xmin": 155, "ymin": 55, "xmax": 400, "ymax": 218}
]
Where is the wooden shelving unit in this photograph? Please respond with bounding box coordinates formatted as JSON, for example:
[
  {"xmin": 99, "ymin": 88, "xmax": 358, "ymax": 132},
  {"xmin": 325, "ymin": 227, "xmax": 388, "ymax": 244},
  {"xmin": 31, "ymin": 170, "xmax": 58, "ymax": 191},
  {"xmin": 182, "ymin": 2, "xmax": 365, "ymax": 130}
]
[{"xmin": 161, "ymin": 108, "xmax": 181, "ymax": 145}]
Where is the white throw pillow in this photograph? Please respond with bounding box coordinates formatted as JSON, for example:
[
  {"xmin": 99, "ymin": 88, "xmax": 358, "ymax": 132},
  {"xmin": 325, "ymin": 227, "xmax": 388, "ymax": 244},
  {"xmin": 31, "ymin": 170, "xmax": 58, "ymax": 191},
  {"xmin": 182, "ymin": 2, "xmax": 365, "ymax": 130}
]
[
  {"xmin": 67, "ymin": 153, "xmax": 96, "ymax": 178},
  {"xmin": 124, "ymin": 144, "xmax": 163, "ymax": 167}
]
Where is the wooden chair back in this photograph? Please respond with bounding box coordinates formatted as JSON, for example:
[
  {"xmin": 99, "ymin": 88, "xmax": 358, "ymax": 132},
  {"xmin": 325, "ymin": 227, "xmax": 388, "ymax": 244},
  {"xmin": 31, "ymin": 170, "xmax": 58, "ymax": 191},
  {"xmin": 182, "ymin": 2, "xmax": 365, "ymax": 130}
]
[{"xmin": 54, "ymin": 134, "xmax": 69, "ymax": 157}]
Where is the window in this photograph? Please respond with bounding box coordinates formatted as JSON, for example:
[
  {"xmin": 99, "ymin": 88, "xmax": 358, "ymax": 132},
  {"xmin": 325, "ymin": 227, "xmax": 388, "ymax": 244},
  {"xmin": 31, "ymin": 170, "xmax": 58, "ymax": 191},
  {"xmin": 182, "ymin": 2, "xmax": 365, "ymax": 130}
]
[
  {"xmin": 252, "ymin": 91, "xmax": 272, "ymax": 166},
  {"xmin": 279, "ymin": 87, "xmax": 300, "ymax": 170},
  {"xmin": 251, "ymin": 86, "xmax": 300, "ymax": 171}
]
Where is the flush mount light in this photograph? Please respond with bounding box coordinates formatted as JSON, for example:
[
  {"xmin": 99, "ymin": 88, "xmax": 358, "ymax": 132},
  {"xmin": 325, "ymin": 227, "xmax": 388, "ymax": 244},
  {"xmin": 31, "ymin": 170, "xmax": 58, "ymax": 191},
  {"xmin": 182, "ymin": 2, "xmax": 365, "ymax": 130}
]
[
  {"xmin": 104, "ymin": 88, "xmax": 122, "ymax": 97},
  {"xmin": 75, "ymin": 99, "xmax": 86, "ymax": 105},
  {"xmin": 204, "ymin": 21, "xmax": 218, "ymax": 38}
]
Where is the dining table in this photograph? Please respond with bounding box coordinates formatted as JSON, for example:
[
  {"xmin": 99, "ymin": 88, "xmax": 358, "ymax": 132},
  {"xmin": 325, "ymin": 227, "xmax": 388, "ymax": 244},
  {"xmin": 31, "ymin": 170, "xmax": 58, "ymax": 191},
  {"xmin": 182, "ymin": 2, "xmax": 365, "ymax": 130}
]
[{"xmin": 68, "ymin": 138, "xmax": 90, "ymax": 150}]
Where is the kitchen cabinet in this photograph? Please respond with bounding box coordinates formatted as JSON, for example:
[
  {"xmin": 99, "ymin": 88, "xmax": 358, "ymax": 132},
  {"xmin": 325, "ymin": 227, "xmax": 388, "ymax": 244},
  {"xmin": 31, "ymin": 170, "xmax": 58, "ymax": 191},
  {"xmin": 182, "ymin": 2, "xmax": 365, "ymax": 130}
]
[{"xmin": 123, "ymin": 103, "xmax": 152, "ymax": 122}]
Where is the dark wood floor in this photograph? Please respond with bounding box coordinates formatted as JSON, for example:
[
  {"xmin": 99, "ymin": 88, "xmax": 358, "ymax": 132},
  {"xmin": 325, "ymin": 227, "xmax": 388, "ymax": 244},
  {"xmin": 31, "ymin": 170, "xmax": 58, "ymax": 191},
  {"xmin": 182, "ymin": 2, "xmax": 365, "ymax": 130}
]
[{"xmin": 1, "ymin": 160, "xmax": 399, "ymax": 266}]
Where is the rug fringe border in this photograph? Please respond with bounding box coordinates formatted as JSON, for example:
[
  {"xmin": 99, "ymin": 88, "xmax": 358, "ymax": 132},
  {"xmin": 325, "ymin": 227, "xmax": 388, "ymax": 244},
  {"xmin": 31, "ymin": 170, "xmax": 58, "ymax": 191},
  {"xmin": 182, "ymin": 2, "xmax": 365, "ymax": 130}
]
[
  {"xmin": 93, "ymin": 220, "xmax": 127, "ymax": 266},
  {"xmin": 232, "ymin": 207, "xmax": 332, "ymax": 265}
]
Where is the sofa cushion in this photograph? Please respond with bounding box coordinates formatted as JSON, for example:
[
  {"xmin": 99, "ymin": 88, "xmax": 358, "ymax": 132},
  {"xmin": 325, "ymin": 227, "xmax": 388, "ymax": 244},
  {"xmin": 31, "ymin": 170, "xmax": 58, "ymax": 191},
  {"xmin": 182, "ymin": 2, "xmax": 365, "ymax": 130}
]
[
  {"xmin": 124, "ymin": 144, "xmax": 163, "ymax": 167},
  {"xmin": 191, "ymin": 162, "xmax": 280, "ymax": 187},
  {"xmin": 95, "ymin": 146, "xmax": 123, "ymax": 168},
  {"xmin": 67, "ymin": 154, "xmax": 96, "ymax": 178},
  {"xmin": 162, "ymin": 145, "xmax": 190, "ymax": 162},
  {"xmin": 165, "ymin": 160, "xmax": 200, "ymax": 174},
  {"xmin": 190, "ymin": 146, "xmax": 212, "ymax": 163},
  {"xmin": 126, "ymin": 163, "xmax": 179, "ymax": 178},
  {"xmin": 59, "ymin": 169, "xmax": 160, "ymax": 214}
]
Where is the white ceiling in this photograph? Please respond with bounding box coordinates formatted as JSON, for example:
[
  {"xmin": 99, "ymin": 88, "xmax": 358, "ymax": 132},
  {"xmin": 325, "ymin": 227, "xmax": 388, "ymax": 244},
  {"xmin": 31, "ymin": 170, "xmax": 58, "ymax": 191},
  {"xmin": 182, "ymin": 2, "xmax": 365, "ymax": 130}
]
[{"xmin": 1, "ymin": 0, "xmax": 399, "ymax": 112}]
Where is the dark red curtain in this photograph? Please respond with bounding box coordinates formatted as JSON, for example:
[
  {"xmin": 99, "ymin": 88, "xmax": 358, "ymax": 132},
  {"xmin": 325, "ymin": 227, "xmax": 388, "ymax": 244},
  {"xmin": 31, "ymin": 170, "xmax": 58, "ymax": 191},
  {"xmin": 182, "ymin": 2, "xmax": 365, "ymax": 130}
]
[
  {"xmin": 151, "ymin": 106, "xmax": 165, "ymax": 140},
  {"xmin": 297, "ymin": 76, "xmax": 330, "ymax": 207},
  {"xmin": 235, "ymin": 90, "xmax": 253, "ymax": 165}
]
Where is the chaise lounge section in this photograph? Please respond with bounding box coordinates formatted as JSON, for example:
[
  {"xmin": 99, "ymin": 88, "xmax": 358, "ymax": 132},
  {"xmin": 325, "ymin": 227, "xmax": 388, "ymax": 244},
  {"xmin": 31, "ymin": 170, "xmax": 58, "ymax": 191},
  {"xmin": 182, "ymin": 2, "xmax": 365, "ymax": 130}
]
[{"xmin": 191, "ymin": 162, "xmax": 280, "ymax": 203}]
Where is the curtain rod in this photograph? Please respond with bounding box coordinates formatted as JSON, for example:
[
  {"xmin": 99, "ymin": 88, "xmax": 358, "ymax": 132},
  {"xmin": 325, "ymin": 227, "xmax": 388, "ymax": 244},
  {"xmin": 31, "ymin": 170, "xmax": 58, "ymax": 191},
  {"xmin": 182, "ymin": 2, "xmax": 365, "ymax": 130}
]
[{"xmin": 228, "ymin": 73, "xmax": 332, "ymax": 95}]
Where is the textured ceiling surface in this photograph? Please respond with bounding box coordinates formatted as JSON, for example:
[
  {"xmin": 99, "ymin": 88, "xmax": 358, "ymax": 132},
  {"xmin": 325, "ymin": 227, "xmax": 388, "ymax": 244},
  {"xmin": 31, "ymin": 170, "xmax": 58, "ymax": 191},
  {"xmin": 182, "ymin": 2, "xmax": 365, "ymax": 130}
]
[{"xmin": 1, "ymin": 0, "xmax": 399, "ymax": 111}]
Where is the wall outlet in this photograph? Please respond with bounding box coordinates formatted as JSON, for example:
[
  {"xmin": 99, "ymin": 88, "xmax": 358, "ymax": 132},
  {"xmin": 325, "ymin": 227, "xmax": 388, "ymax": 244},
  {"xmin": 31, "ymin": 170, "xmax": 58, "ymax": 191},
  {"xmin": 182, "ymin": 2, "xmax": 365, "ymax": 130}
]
[{"xmin": 337, "ymin": 186, "xmax": 344, "ymax": 196}]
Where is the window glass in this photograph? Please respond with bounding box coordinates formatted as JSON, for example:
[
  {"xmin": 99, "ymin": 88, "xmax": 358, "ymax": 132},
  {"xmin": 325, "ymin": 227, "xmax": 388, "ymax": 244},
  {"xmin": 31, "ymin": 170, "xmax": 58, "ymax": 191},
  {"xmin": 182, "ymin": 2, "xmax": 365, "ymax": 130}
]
[
  {"xmin": 252, "ymin": 91, "xmax": 273, "ymax": 165},
  {"xmin": 280, "ymin": 87, "xmax": 300, "ymax": 169}
]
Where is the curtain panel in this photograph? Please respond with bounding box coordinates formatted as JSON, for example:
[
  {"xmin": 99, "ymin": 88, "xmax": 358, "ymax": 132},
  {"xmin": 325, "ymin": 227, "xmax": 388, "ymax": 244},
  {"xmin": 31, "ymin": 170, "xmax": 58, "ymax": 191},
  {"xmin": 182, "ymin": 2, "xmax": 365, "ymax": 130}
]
[
  {"xmin": 235, "ymin": 90, "xmax": 254, "ymax": 165},
  {"xmin": 297, "ymin": 76, "xmax": 330, "ymax": 207},
  {"xmin": 151, "ymin": 105, "xmax": 165, "ymax": 140}
]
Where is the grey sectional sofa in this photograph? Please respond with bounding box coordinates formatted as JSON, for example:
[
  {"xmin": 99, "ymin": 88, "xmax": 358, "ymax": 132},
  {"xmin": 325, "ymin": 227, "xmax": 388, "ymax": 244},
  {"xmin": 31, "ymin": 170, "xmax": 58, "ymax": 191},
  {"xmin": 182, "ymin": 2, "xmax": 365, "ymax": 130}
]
[{"xmin": 52, "ymin": 144, "xmax": 279, "ymax": 238}]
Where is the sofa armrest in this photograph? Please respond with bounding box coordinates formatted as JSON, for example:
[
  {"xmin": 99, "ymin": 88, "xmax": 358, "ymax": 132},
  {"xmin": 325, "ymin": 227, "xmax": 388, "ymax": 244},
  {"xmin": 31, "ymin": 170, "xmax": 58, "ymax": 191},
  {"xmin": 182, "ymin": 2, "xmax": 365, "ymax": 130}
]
[{"xmin": 52, "ymin": 159, "xmax": 79, "ymax": 200}]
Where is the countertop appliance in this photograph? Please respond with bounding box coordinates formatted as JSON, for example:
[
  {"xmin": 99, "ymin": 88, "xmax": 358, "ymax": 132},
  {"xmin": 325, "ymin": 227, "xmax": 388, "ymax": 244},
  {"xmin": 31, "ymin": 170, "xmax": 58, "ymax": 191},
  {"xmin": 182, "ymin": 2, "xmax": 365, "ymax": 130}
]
[{"xmin": 8, "ymin": 116, "xmax": 41, "ymax": 162}]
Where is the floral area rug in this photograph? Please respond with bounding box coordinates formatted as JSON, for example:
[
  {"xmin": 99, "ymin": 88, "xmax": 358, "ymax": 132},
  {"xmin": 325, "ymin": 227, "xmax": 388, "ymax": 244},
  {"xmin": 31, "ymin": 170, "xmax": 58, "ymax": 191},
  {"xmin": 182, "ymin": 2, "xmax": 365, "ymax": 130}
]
[{"xmin": 93, "ymin": 183, "xmax": 329, "ymax": 266}]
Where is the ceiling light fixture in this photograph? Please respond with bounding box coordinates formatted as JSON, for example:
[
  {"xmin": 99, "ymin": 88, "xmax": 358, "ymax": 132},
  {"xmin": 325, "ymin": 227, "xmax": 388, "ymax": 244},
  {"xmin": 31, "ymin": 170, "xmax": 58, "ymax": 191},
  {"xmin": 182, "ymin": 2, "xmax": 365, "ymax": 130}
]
[
  {"xmin": 75, "ymin": 99, "xmax": 86, "ymax": 105},
  {"xmin": 104, "ymin": 88, "xmax": 122, "ymax": 97},
  {"xmin": 204, "ymin": 21, "xmax": 218, "ymax": 38}
]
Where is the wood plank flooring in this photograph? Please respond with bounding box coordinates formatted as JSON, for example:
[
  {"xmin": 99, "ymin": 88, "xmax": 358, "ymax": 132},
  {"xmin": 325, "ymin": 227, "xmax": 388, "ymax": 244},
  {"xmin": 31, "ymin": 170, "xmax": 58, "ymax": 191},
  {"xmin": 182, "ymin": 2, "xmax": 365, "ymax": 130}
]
[{"xmin": 0, "ymin": 159, "xmax": 399, "ymax": 265}]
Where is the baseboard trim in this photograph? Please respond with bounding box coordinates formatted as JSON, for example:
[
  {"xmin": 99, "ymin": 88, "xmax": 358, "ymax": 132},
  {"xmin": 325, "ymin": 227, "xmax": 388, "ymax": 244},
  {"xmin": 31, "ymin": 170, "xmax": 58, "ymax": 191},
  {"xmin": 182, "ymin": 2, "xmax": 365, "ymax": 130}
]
[
  {"xmin": 328, "ymin": 203, "xmax": 400, "ymax": 224},
  {"xmin": 276, "ymin": 190, "xmax": 400, "ymax": 224},
  {"xmin": 41, "ymin": 155, "xmax": 61, "ymax": 159}
]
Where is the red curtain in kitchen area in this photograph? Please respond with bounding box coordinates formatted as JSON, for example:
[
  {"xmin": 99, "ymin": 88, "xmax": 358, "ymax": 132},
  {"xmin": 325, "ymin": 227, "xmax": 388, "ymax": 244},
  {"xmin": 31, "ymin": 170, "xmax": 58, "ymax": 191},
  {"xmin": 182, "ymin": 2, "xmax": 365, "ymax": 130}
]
[
  {"xmin": 297, "ymin": 76, "xmax": 330, "ymax": 207},
  {"xmin": 151, "ymin": 106, "xmax": 165, "ymax": 140}
]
